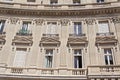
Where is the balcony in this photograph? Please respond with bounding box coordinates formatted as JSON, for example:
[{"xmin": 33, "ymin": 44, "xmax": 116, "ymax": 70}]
[
  {"xmin": 88, "ymin": 65, "xmax": 120, "ymax": 78},
  {"xmin": 0, "ymin": 66, "xmax": 87, "ymax": 80},
  {"xmin": 12, "ymin": 29, "xmax": 33, "ymax": 46},
  {"xmin": 16, "ymin": 29, "xmax": 32, "ymax": 36},
  {"xmin": 96, "ymin": 32, "xmax": 118, "ymax": 45},
  {"xmin": 0, "ymin": 32, "xmax": 6, "ymax": 45},
  {"xmin": 67, "ymin": 33, "xmax": 88, "ymax": 46},
  {"xmin": 96, "ymin": 32, "xmax": 114, "ymax": 37},
  {"xmin": 40, "ymin": 34, "xmax": 60, "ymax": 47}
]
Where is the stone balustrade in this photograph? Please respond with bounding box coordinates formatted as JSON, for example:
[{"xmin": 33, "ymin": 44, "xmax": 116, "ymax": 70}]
[
  {"xmin": 0, "ymin": 66, "xmax": 87, "ymax": 76},
  {"xmin": 0, "ymin": 1, "xmax": 119, "ymax": 10},
  {"xmin": 88, "ymin": 65, "xmax": 120, "ymax": 75}
]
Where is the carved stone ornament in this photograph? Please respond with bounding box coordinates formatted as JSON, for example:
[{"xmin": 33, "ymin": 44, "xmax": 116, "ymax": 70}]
[
  {"xmin": 112, "ymin": 17, "xmax": 120, "ymax": 23},
  {"xmin": 34, "ymin": 19, "xmax": 44, "ymax": 25},
  {"xmin": 9, "ymin": 18, "xmax": 19, "ymax": 24},
  {"xmin": 60, "ymin": 19, "xmax": 70, "ymax": 26},
  {"xmin": 85, "ymin": 18, "xmax": 96, "ymax": 25}
]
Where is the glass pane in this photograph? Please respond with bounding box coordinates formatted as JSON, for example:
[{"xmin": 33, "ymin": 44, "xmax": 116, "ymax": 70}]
[
  {"xmin": 74, "ymin": 22, "xmax": 82, "ymax": 35},
  {"xmin": 74, "ymin": 56, "xmax": 82, "ymax": 68},
  {"xmin": 105, "ymin": 55, "xmax": 108, "ymax": 65},
  {"xmin": 0, "ymin": 20, "xmax": 5, "ymax": 32},
  {"xmin": 98, "ymin": 22, "xmax": 109, "ymax": 33},
  {"xmin": 74, "ymin": 56, "xmax": 78, "ymax": 68},
  {"xmin": 109, "ymin": 55, "xmax": 113, "ymax": 65},
  {"xmin": 46, "ymin": 49, "xmax": 53, "ymax": 55},
  {"xmin": 46, "ymin": 56, "xmax": 53, "ymax": 68},
  {"xmin": 74, "ymin": 49, "xmax": 81, "ymax": 54},
  {"xmin": 104, "ymin": 49, "xmax": 112, "ymax": 54}
]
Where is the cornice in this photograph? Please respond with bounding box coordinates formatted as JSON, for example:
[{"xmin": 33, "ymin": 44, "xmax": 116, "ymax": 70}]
[{"xmin": 0, "ymin": 5, "xmax": 119, "ymax": 17}]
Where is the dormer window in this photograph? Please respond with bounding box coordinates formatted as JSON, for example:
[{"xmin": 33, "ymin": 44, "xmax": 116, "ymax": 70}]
[
  {"xmin": 50, "ymin": 0, "xmax": 58, "ymax": 4},
  {"xmin": 97, "ymin": 0, "xmax": 104, "ymax": 3},
  {"xmin": 73, "ymin": 0, "xmax": 80, "ymax": 4}
]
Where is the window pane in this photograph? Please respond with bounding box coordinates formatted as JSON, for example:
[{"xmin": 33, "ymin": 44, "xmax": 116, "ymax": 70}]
[
  {"xmin": 104, "ymin": 48, "xmax": 112, "ymax": 54},
  {"xmin": 105, "ymin": 55, "xmax": 108, "ymax": 65},
  {"xmin": 13, "ymin": 50, "xmax": 27, "ymax": 67},
  {"xmin": 98, "ymin": 21, "xmax": 109, "ymax": 33},
  {"xmin": 74, "ymin": 22, "xmax": 82, "ymax": 35},
  {"xmin": 74, "ymin": 56, "xmax": 82, "ymax": 68},
  {"xmin": 74, "ymin": 49, "xmax": 81, "ymax": 54},
  {"xmin": 47, "ymin": 22, "xmax": 57, "ymax": 34},
  {"xmin": 0, "ymin": 20, "xmax": 5, "ymax": 32},
  {"xmin": 109, "ymin": 55, "xmax": 113, "ymax": 65},
  {"xmin": 45, "ymin": 56, "xmax": 53, "ymax": 68}
]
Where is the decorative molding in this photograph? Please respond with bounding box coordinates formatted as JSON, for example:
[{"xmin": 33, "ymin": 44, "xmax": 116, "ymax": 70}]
[
  {"xmin": 60, "ymin": 19, "xmax": 70, "ymax": 26},
  {"xmin": 112, "ymin": 17, "xmax": 120, "ymax": 23},
  {"xmin": 85, "ymin": 18, "xmax": 96, "ymax": 25},
  {"xmin": 12, "ymin": 35, "xmax": 33, "ymax": 46},
  {"xmin": 9, "ymin": 18, "xmax": 19, "ymax": 24},
  {"xmin": 34, "ymin": 19, "xmax": 44, "ymax": 25}
]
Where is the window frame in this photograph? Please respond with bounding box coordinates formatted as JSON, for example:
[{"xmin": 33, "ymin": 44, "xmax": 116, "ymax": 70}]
[
  {"xmin": 45, "ymin": 49, "xmax": 54, "ymax": 68},
  {"xmin": 103, "ymin": 48, "xmax": 114, "ymax": 65},
  {"xmin": 73, "ymin": 49, "xmax": 83, "ymax": 68}
]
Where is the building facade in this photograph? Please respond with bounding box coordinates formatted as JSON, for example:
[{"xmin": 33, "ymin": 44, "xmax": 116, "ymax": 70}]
[{"xmin": 0, "ymin": 0, "xmax": 120, "ymax": 80}]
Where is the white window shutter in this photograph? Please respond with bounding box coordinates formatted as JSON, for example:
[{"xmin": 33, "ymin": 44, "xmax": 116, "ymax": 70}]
[
  {"xmin": 51, "ymin": 24, "xmax": 56, "ymax": 34},
  {"xmin": 0, "ymin": 22, "xmax": 3, "ymax": 30},
  {"xmin": 46, "ymin": 23, "xmax": 51, "ymax": 34},
  {"xmin": 13, "ymin": 51, "xmax": 27, "ymax": 67},
  {"xmin": 98, "ymin": 22, "xmax": 109, "ymax": 33}
]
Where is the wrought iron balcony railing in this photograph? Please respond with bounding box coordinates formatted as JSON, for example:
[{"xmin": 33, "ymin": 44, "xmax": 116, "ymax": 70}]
[
  {"xmin": 42, "ymin": 34, "xmax": 59, "ymax": 37},
  {"xmin": 96, "ymin": 32, "xmax": 114, "ymax": 36},
  {"xmin": 69, "ymin": 33, "xmax": 86, "ymax": 38},
  {"xmin": 16, "ymin": 29, "xmax": 32, "ymax": 36}
]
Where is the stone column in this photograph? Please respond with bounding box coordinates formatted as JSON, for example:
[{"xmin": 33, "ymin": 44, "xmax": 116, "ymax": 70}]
[
  {"xmin": 29, "ymin": 19, "xmax": 44, "ymax": 67},
  {"xmin": 0, "ymin": 18, "xmax": 17, "ymax": 66},
  {"xmin": 112, "ymin": 17, "xmax": 120, "ymax": 65},
  {"xmin": 86, "ymin": 18, "xmax": 97, "ymax": 65},
  {"xmin": 59, "ymin": 19, "xmax": 69, "ymax": 67},
  {"xmin": 58, "ymin": 19, "xmax": 69, "ymax": 75}
]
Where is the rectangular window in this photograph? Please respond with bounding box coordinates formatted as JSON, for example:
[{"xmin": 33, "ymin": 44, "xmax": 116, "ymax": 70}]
[
  {"xmin": 104, "ymin": 48, "xmax": 114, "ymax": 65},
  {"xmin": 97, "ymin": 0, "xmax": 104, "ymax": 3},
  {"xmin": 50, "ymin": 0, "xmax": 58, "ymax": 4},
  {"xmin": 46, "ymin": 22, "xmax": 57, "ymax": 34},
  {"xmin": 98, "ymin": 21, "xmax": 109, "ymax": 33},
  {"xmin": 74, "ymin": 49, "xmax": 82, "ymax": 68},
  {"xmin": 45, "ymin": 49, "xmax": 53, "ymax": 68},
  {"xmin": 73, "ymin": 0, "xmax": 80, "ymax": 4},
  {"xmin": 20, "ymin": 21, "xmax": 31, "ymax": 35},
  {"xmin": 74, "ymin": 22, "xmax": 82, "ymax": 35},
  {"xmin": 27, "ymin": 0, "xmax": 35, "ymax": 2},
  {"xmin": 13, "ymin": 48, "xmax": 27, "ymax": 67},
  {"xmin": 5, "ymin": 0, "xmax": 13, "ymax": 1},
  {"xmin": 0, "ymin": 20, "xmax": 5, "ymax": 33}
]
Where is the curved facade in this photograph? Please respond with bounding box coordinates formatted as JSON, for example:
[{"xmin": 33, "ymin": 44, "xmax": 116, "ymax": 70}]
[{"xmin": 0, "ymin": 0, "xmax": 120, "ymax": 80}]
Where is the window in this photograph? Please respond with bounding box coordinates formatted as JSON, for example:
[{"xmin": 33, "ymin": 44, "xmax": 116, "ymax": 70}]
[
  {"xmin": 13, "ymin": 48, "xmax": 27, "ymax": 67},
  {"xmin": 104, "ymin": 48, "xmax": 114, "ymax": 65},
  {"xmin": 97, "ymin": 0, "xmax": 104, "ymax": 3},
  {"xmin": 20, "ymin": 21, "xmax": 31, "ymax": 35},
  {"xmin": 73, "ymin": 0, "xmax": 80, "ymax": 4},
  {"xmin": 98, "ymin": 21, "xmax": 109, "ymax": 34},
  {"xmin": 74, "ymin": 22, "xmax": 82, "ymax": 35},
  {"xmin": 74, "ymin": 49, "xmax": 82, "ymax": 68},
  {"xmin": 50, "ymin": 0, "xmax": 58, "ymax": 4},
  {"xmin": 27, "ymin": 0, "xmax": 35, "ymax": 2},
  {"xmin": 0, "ymin": 20, "xmax": 5, "ymax": 33},
  {"xmin": 45, "ymin": 49, "xmax": 53, "ymax": 68},
  {"xmin": 46, "ymin": 22, "xmax": 57, "ymax": 34},
  {"xmin": 5, "ymin": 0, "xmax": 13, "ymax": 1}
]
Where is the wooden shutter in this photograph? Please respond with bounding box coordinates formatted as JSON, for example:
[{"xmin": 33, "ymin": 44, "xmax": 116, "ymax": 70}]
[
  {"xmin": 98, "ymin": 22, "xmax": 109, "ymax": 33},
  {"xmin": 13, "ymin": 51, "xmax": 27, "ymax": 67}
]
